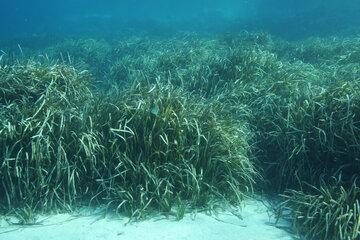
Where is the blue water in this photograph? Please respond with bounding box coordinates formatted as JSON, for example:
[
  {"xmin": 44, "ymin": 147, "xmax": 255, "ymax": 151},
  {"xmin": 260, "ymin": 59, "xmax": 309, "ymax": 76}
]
[{"xmin": 1, "ymin": 0, "xmax": 359, "ymax": 39}]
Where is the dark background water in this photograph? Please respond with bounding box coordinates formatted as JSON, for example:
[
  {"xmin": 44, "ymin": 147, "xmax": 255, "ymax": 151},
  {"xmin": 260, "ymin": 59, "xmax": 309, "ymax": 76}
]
[{"xmin": 0, "ymin": 0, "xmax": 360, "ymax": 40}]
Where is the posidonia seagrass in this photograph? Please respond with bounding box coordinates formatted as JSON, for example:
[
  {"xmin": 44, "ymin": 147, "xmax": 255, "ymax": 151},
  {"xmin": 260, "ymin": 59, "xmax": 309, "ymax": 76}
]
[{"xmin": 1, "ymin": 32, "xmax": 360, "ymax": 239}]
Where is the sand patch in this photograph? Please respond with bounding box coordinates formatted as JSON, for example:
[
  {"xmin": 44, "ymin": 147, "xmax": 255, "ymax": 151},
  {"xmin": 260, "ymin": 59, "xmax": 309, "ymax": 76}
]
[{"xmin": 0, "ymin": 200, "xmax": 297, "ymax": 240}]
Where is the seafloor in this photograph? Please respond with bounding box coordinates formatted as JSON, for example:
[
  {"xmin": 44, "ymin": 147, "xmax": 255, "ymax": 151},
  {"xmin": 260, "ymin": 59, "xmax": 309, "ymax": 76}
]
[
  {"xmin": 0, "ymin": 199, "xmax": 296, "ymax": 240},
  {"xmin": 1, "ymin": 31, "xmax": 360, "ymax": 239}
]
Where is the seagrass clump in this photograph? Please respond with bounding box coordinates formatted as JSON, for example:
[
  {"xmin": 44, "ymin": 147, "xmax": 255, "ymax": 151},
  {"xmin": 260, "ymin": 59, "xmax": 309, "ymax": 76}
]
[
  {"xmin": 290, "ymin": 36, "xmax": 360, "ymax": 65},
  {"xmin": 0, "ymin": 61, "xmax": 94, "ymax": 215},
  {"xmin": 224, "ymin": 35, "xmax": 360, "ymax": 191},
  {"xmin": 309, "ymin": 79, "xmax": 360, "ymax": 182},
  {"xmin": 105, "ymin": 34, "xmax": 278, "ymax": 97},
  {"xmin": 0, "ymin": 59, "xmax": 258, "ymax": 220},
  {"xmin": 44, "ymin": 38, "xmax": 113, "ymax": 85},
  {"xmin": 87, "ymin": 83, "xmax": 257, "ymax": 217},
  {"xmin": 218, "ymin": 48, "xmax": 325, "ymax": 191},
  {"xmin": 246, "ymin": 36, "xmax": 360, "ymax": 239},
  {"xmin": 108, "ymin": 35, "xmax": 230, "ymax": 96},
  {"xmin": 281, "ymin": 178, "xmax": 360, "ymax": 240}
]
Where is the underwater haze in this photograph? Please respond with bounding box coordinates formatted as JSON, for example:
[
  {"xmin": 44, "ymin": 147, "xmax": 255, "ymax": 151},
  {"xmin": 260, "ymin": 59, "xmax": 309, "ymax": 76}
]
[{"xmin": 1, "ymin": 0, "xmax": 360, "ymax": 38}]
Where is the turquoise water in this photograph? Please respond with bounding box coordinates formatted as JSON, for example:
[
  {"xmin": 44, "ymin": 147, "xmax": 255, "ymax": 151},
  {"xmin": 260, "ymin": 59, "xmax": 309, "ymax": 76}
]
[{"xmin": 1, "ymin": 0, "xmax": 360, "ymax": 39}]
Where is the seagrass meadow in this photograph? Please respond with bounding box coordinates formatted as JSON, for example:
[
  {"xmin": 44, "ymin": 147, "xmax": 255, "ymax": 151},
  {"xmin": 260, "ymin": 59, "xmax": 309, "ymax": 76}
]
[{"xmin": 1, "ymin": 32, "xmax": 360, "ymax": 239}]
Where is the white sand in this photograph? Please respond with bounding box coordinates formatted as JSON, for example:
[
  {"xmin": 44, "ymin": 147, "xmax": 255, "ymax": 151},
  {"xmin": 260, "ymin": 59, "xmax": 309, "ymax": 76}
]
[{"xmin": 0, "ymin": 199, "xmax": 297, "ymax": 240}]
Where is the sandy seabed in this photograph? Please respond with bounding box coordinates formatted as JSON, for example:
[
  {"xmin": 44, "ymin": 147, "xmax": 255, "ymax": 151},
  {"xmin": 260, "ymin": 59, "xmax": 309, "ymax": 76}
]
[{"xmin": 0, "ymin": 200, "xmax": 297, "ymax": 240}]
